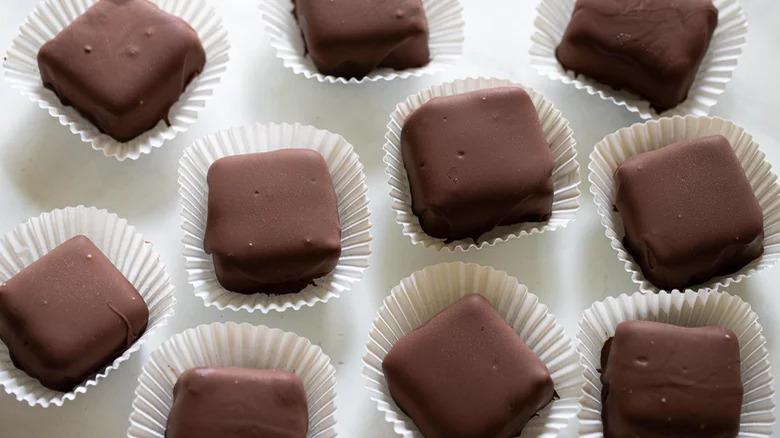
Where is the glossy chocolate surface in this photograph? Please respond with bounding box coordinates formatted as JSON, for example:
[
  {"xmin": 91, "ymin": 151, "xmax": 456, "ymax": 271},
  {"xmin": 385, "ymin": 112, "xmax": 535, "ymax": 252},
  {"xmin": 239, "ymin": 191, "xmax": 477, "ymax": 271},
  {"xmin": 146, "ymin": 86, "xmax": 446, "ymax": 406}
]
[
  {"xmin": 556, "ymin": 0, "xmax": 718, "ymax": 111},
  {"xmin": 401, "ymin": 87, "xmax": 554, "ymax": 242},
  {"xmin": 203, "ymin": 149, "xmax": 342, "ymax": 295},
  {"xmin": 615, "ymin": 135, "xmax": 763, "ymax": 290},
  {"xmin": 37, "ymin": 0, "xmax": 206, "ymax": 142},
  {"xmin": 294, "ymin": 0, "xmax": 430, "ymax": 78},
  {"xmin": 382, "ymin": 294, "xmax": 555, "ymax": 438},
  {"xmin": 601, "ymin": 321, "xmax": 742, "ymax": 438},
  {"xmin": 0, "ymin": 235, "xmax": 148, "ymax": 392},
  {"xmin": 166, "ymin": 367, "xmax": 309, "ymax": 438}
]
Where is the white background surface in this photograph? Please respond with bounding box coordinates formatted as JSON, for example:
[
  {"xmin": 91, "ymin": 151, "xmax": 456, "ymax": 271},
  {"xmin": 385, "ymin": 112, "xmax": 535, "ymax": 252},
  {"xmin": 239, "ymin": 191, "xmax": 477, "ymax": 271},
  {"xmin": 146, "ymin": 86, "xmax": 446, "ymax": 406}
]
[{"xmin": 0, "ymin": 0, "xmax": 778, "ymax": 436}]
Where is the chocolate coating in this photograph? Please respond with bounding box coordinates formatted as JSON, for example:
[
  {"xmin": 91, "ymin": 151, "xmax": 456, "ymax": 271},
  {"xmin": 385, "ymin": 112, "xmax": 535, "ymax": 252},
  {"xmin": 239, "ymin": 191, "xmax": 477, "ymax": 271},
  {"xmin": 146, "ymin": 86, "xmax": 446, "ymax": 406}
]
[
  {"xmin": 0, "ymin": 235, "xmax": 148, "ymax": 392},
  {"xmin": 556, "ymin": 0, "xmax": 718, "ymax": 111},
  {"xmin": 601, "ymin": 321, "xmax": 742, "ymax": 438},
  {"xmin": 615, "ymin": 135, "xmax": 763, "ymax": 290},
  {"xmin": 383, "ymin": 294, "xmax": 555, "ymax": 438},
  {"xmin": 401, "ymin": 87, "xmax": 554, "ymax": 242},
  {"xmin": 166, "ymin": 367, "xmax": 309, "ymax": 438},
  {"xmin": 203, "ymin": 149, "xmax": 342, "ymax": 295},
  {"xmin": 294, "ymin": 0, "xmax": 430, "ymax": 78},
  {"xmin": 37, "ymin": 0, "xmax": 206, "ymax": 142}
]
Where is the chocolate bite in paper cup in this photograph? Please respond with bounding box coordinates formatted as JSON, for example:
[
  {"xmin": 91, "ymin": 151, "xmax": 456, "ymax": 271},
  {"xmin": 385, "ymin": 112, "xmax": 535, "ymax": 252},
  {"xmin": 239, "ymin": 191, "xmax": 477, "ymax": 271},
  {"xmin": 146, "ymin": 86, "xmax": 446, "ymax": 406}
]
[
  {"xmin": 384, "ymin": 77, "xmax": 581, "ymax": 252},
  {"xmin": 3, "ymin": 0, "xmax": 230, "ymax": 160},
  {"xmin": 589, "ymin": 116, "xmax": 780, "ymax": 294},
  {"xmin": 530, "ymin": 0, "xmax": 748, "ymax": 119},
  {"xmin": 362, "ymin": 262, "xmax": 583, "ymax": 437},
  {"xmin": 259, "ymin": 0, "xmax": 464, "ymax": 84},
  {"xmin": 577, "ymin": 291, "xmax": 775, "ymax": 438},
  {"xmin": 0, "ymin": 206, "xmax": 175, "ymax": 407},
  {"xmin": 127, "ymin": 323, "xmax": 338, "ymax": 438},
  {"xmin": 178, "ymin": 122, "xmax": 372, "ymax": 313}
]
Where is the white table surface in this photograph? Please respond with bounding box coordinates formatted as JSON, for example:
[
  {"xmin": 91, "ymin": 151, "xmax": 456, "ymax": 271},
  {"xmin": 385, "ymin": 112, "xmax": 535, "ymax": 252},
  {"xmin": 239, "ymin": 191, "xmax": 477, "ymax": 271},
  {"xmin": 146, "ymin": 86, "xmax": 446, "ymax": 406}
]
[{"xmin": 1, "ymin": 0, "xmax": 778, "ymax": 436}]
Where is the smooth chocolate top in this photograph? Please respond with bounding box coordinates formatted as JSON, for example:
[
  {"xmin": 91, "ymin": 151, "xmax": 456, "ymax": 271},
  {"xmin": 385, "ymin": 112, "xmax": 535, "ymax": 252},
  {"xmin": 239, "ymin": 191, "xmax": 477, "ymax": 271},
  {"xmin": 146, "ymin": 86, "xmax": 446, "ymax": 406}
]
[
  {"xmin": 401, "ymin": 87, "xmax": 554, "ymax": 242},
  {"xmin": 294, "ymin": 0, "xmax": 430, "ymax": 78},
  {"xmin": 556, "ymin": 0, "xmax": 718, "ymax": 111},
  {"xmin": 37, "ymin": 0, "xmax": 206, "ymax": 142},
  {"xmin": 615, "ymin": 135, "xmax": 763, "ymax": 290},
  {"xmin": 383, "ymin": 294, "xmax": 555, "ymax": 438},
  {"xmin": 166, "ymin": 367, "xmax": 309, "ymax": 438},
  {"xmin": 0, "ymin": 235, "xmax": 148, "ymax": 392},
  {"xmin": 601, "ymin": 321, "xmax": 742, "ymax": 438},
  {"xmin": 203, "ymin": 149, "xmax": 342, "ymax": 295}
]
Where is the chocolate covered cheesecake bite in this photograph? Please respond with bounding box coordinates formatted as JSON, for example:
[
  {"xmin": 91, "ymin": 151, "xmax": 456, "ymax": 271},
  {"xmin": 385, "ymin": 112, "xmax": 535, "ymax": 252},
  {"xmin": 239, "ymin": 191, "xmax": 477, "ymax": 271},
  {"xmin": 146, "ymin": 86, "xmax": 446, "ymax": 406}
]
[
  {"xmin": 293, "ymin": 0, "xmax": 430, "ymax": 78},
  {"xmin": 382, "ymin": 294, "xmax": 555, "ymax": 438},
  {"xmin": 615, "ymin": 135, "xmax": 763, "ymax": 290},
  {"xmin": 203, "ymin": 149, "xmax": 342, "ymax": 295},
  {"xmin": 600, "ymin": 321, "xmax": 743, "ymax": 438},
  {"xmin": 401, "ymin": 87, "xmax": 555, "ymax": 242},
  {"xmin": 37, "ymin": 0, "xmax": 206, "ymax": 142},
  {"xmin": 0, "ymin": 235, "xmax": 148, "ymax": 392},
  {"xmin": 556, "ymin": 0, "xmax": 718, "ymax": 112},
  {"xmin": 166, "ymin": 367, "xmax": 309, "ymax": 438}
]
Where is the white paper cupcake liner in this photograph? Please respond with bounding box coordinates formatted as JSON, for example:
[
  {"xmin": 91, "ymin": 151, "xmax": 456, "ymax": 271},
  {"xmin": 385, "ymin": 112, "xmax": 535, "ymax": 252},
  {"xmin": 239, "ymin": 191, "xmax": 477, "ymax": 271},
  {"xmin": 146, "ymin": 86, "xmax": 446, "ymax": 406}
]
[
  {"xmin": 0, "ymin": 206, "xmax": 176, "ymax": 407},
  {"xmin": 127, "ymin": 323, "xmax": 338, "ymax": 438},
  {"xmin": 259, "ymin": 0, "xmax": 464, "ymax": 84},
  {"xmin": 530, "ymin": 0, "xmax": 748, "ymax": 119},
  {"xmin": 178, "ymin": 122, "xmax": 372, "ymax": 313},
  {"xmin": 362, "ymin": 262, "xmax": 583, "ymax": 438},
  {"xmin": 589, "ymin": 115, "xmax": 780, "ymax": 294},
  {"xmin": 577, "ymin": 290, "xmax": 775, "ymax": 437},
  {"xmin": 384, "ymin": 77, "xmax": 581, "ymax": 252},
  {"xmin": 3, "ymin": 0, "xmax": 230, "ymax": 160}
]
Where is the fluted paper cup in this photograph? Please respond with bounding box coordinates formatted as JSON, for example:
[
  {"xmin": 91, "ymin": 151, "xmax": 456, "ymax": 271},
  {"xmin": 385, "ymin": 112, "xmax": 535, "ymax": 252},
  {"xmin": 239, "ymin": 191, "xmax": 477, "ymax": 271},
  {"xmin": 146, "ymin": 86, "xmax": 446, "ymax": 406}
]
[
  {"xmin": 3, "ymin": 0, "xmax": 230, "ymax": 160},
  {"xmin": 589, "ymin": 115, "xmax": 780, "ymax": 293},
  {"xmin": 179, "ymin": 122, "xmax": 372, "ymax": 313},
  {"xmin": 530, "ymin": 0, "xmax": 748, "ymax": 119},
  {"xmin": 577, "ymin": 290, "xmax": 775, "ymax": 437},
  {"xmin": 127, "ymin": 323, "xmax": 338, "ymax": 438},
  {"xmin": 384, "ymin": 77, "xmax": 581, "ymax": 252},
  {"xmin": 363, "ymin": 262, "xmax": 583, "ymax": 438},
  {"xmin": 259, "ymin": 0, "xmax": 464, "ymax": 84},
  {"xmin": 0, "ymin": 206, "xmax": 176, "ymax": 407}
]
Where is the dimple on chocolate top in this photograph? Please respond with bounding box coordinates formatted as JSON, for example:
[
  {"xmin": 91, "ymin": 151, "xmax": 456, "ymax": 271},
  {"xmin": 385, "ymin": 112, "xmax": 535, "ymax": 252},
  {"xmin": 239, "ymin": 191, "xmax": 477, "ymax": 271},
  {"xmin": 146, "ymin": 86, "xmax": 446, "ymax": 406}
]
[
  {"xmin": 165, "ymin": 367, "xmax": 309, "ymax": 438},
  {"xmin": 555, "ymin": 0, "xmax": 718, "ymax": 112},
  {"xmin": 601, "ymin": 321, "xmax": 743, "ymax": 438},
  {"xmin": 37, "ymin": 0, "xmax": 206, "ymax": 142},
  {"xmin": 203, "ymin": 149, "xmax": 342, "ymax": 295},
  {"xmin": 615, "ymin": 135, "xmax": 763, "ymax": 290},
  {"xmin": 294, "ymin": 0, "xmax": 430, "ymax": 78},
  {"xmin": 401, "ymin": 87, "xmax": 554, "ymax": 242},
  {"xmin": 382, "ymin": 294, "xmax": 555, "ymax": 438},
  {"xmin": 0, "ymin": 235, "xmax": 148, "ymax": 392}
]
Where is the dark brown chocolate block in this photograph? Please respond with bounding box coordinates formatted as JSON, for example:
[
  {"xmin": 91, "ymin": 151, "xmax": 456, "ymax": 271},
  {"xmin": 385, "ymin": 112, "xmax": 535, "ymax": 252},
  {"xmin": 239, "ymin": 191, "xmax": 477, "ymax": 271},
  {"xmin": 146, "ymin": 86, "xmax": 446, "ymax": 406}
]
[
  {"xmin": 203, "ymin": 149, "xmax": 342, "ymax": 295},
  {"xmin": 0, "ymin": 235, "xmax": 148, "ymax": 392},
  {"xmin": 166, "ymin": 367, "xmax": 309, "ymax": 438},
  {"xmin": 294, "ymin": 0, "xmax": 430, "ymax": 78},
  {"xmin": 601, "ymin": 321, "xmax": 743, "ymax": 438},
  {"xmin": 556, "ymin": 0, "xmax": 718, "ymax": 112},
  {"xmin": 37, "ymin": 0, "xmax": 206, "ymax": 142},
  {"xmin": 401, "ymin": 87, "xmax": 555, "ymax": 242},
  {"xmin": 383, "ymin": 294, "xmax": 555, "ymax": 438},
  {"xmin": 615, "ymin": 135, "xmax": 763, "ymax": 290}
]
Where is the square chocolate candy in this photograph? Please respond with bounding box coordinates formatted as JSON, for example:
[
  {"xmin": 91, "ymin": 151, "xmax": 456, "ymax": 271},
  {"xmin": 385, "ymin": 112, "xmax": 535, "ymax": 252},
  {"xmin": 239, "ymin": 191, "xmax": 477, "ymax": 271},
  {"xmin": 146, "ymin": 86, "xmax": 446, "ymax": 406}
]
[
  {"xmin": 601, "ymin": 321, "xmax": 743, "ymax": 438},
  {"xmin": 382, "ymin": 294, "xmax": 555, "ymax": 438},
  {"xmin": 401, "ymin": 87, "xmax": 555, "ymax": 242},
  {"xmin": 166, "ymin": 367, "xmax": 309, "ymax": 438},
  {"xmin": 0, "ymin": 235, "xmax": 148, "ymax": 392},
  {"xmin": 615, "ymin": 135, "xmax": 763, "ymax": 290},
  {"xmin": 203, "ymin": 149, "xmax": 342, "ymax": 295},
  {"xmin": 37, "ymin": 0, "xmax": 206, "ymax": 142}
]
